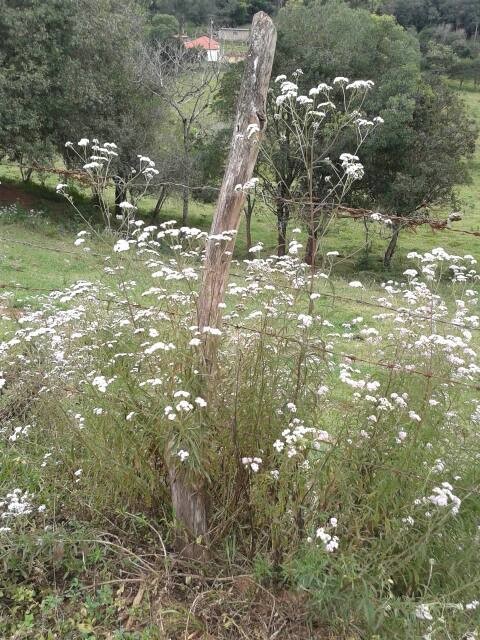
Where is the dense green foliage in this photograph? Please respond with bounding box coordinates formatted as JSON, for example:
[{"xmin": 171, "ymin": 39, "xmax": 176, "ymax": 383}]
[
  {"xmin": 344, "ymin": 0, "xmax": 480, "ymax": 83},
  {"xmin": 385, "ymin": 0, "xmax": 480, "ymax": 35},
  {"xmin": 275, "ymin": 1, "xmax": 475, "ymax": 219},
  {"xmin": 0, "ymin": 0, "xmax": 161, "ymax": 177},
  {"xmin": 141, "ymin": 0, "xmax": 281, "ymax": 27}
]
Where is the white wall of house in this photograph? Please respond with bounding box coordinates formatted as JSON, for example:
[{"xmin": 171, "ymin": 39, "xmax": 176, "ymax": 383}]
[{"xmin": 207, "ymin": 49, "xmax": 219, "ymax": 62}]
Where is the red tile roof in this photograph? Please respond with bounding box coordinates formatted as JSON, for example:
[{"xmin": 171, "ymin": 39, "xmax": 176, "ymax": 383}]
[{"xmin": 185, "ymin": 36, "xmax": 220, "ymax": 51}]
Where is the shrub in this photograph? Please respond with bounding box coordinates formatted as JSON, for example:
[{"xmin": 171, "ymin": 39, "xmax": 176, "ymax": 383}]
[{"xmin": 0, "ymin": 220, "xmax": 479, "ymax": 637}]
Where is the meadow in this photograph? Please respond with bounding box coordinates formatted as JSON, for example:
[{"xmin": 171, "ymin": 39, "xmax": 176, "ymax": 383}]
[
  {"xmin": 0, "ymin": 85, "xmax": 479, "ymax": 640},
  {"xmin": 0, "ymin": 84, "xmax": 479, "ymax": 296}
]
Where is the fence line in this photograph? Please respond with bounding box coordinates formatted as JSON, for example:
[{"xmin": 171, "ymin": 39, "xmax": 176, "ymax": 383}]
[
  {"xmin": 1, "ymin": 162, "xmax": 480, "ymax": 236},
  {"xmin": 227, "ymin": 269, "xmax": 480, "ymax": 333},
  {"xmin": 0, "ymin": 235, "xmax": 106, "ymax": 257},
  {"xmin": 222, "ymin": 319, "xmax": 480, "ymax": 392},
  {"xmin": 1, "ymin": 282, "xmax": 478, "ymax": 392},
  {"xmin": 1, "ymin": 242, "xmax": 479, "ymax": 334},
  {"xmin": 0, "ymin": 163, "xmax": 222, "ymax": 193},
  {"xmin": 103, "ymin": 299, "xmax": 480, "ymax": 393}
]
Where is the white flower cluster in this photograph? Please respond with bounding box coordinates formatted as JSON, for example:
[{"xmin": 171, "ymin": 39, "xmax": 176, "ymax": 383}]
[
  {"xmin": 340, "ymin": 153, "xmax": 364, "ymax": 181},
  {"xmin": 309, "ymin": 517, "xmax": 340, "ymax": 553},
  {"xmin": 91, "ymin": 375, "xmax": 114, "ymax": 393},
  {"xmin": 0, "ymin": 489, "xmax": 39, "ymax": 531},
  {"xmin": 273, "ymin": 418, "xmax": 331, "ymax": 459},
  {"xmin": 426, "ymin": 482, "xmax": 461, "ymax": 515},
  {"xmin": 242, "ymin": 456, "xmax": 262, "ymax": 472}
]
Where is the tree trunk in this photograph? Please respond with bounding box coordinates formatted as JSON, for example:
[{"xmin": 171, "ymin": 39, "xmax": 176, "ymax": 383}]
[
  {"xmin": 384, "ymin": 223, "xmax": 401, "ymax": 267},
  {"xmin": 244, "ymin": 194, "xmax": 255, "ymax": 252},
  {"xmin": 182, "ymin": 185, "xmax": 189, "ymax": 226},
  {"xmin": 167, "ymin": 13, "xmax": 275, "ymax": 549},
  {"xmin": 20, "ymin": 165, "xmax": 33, "ymax": 183},
  {"xmin": 152, "ymin": 186, "xmax": 167, "ymax": 222},
  {"xmin": 276, "ymin": 201, "xmax": 289, "ymax": 257},
  {"xmin": 114, "ymin": 178, "xmax": 127, "ymax": 218},
  {"xmin": 182, "ymin": 120, "xmax": 189, "ymax": 226},
  {"xmin": 168, "ymin": 462, "xmax": 209, "ymax": 551},
  {"xmin": 277, "ymin": 222, "xmax": 287, "ymax": 256},
  {"xmin": 304, "ymin": 227, "xmax": 318, "ymax": 266}
]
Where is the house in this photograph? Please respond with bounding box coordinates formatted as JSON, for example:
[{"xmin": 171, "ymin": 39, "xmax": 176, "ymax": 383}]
[
  {"xmin": 218, "ymin": 27, "xmax": 250, "ymax": 42},
  {"xmin": 185, "ymin": 36, "xmax": 220, "ymax": 62}
]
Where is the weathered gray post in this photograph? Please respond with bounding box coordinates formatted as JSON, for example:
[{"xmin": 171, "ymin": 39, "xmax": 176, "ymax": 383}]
[
  {"xmin": 167, "ymin": 13, "xmax": 276, "ymax": 551},
  {"xmin": 197, "ymin": 11, "xmax": 277, "ymax": 361}
]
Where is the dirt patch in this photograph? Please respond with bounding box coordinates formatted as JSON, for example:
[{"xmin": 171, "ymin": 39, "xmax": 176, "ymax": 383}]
[
  {"xmin": 110, "ymin": 572, "xmax": 331, "ymax": 639},
  {"xmin": 0, "ymin": 182, "xmax": 69, "ymax": 219},
  {"xmin": 0, "ymin": 183, "xmax": 39, "ymax": 209},
  {"xmin": 0, "ymin": 305, "xmax": 23, "ymax": 320}
]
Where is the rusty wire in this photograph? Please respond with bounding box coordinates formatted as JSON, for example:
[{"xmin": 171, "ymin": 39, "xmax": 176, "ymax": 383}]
[
  {"xmin": 1, "ymin": 229, "xmax": 479, "ymax": 334},
  {"xmin": 1, "ymin": 162, "xmax": 480, "ymax": 235}
]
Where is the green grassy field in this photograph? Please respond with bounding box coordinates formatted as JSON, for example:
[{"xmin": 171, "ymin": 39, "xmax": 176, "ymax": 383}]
[
  {"xmin": 0, "ymin": 85, "xmax": 478, "ymax": 300},
  {"xmin": 0, "ymin": 86, "xmax": 479, "ymax": 640}
]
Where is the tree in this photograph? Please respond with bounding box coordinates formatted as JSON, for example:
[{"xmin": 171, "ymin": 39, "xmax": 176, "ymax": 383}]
[
  {"xmin": 378, "ymin": 77, "xmax": 476, "ymax": 264},
  {"xmin": 257, "ymin": 93, "xmax": 304, "ymax": 256},
  {"xmin": 245, "ymin": 0, "xmax": 276, "ymax": 19},
  {"xmin": 150, "ymin": 0, "xmax": 215, "ymax": 28},
  {"xmin": 274, "ymin": 1, "xmax": 419, "ymax": 254},
  {"xmin": 386, "ymin": 0, "xmax": 440, "ymax": 31},
  {"xmin": 0, "ymin": 0, "xmax": 74, "ymax": 175},
  {"xmin": 437, "ymin": 0, "xmax": 480, "ymax": 38},
  {"xmin": 0, "ymin": 0, "xmax": 162, "ymax": 201},
  {"xmin": 274, "ymin": 0, "xmax": 475, "ymax": 265},
  {"xmin": 215, "ymin": 0, "xmax": 249, "ymax": 24},
  {"xmin": 421, "ymin": 41, "xmax": 459, "ymax": 74},
  {"xmin": 139, "ymin": 41, "xmax": 222, "ymax": 225},
  {"xmin": 148, "ymin": 13, "xmax": 179, "ymax": 42}
]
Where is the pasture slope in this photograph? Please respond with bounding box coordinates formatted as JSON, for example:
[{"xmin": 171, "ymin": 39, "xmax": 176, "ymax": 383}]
[{"xmin": 0, "ymin": 86, "xmax": 478, "ymax": 640}]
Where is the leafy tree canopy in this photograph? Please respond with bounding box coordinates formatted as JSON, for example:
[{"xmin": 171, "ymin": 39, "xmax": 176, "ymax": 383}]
[
  {"xmin": 148, "ymin": 13, "xmax": 180, "ymax": 41},
  {"xmin": 142, "ymin": 0, "xmax": 279, "ymax": 27},
  {"xmin": 274, "ymin": 0, "xmax": 475, "ymax": 221},
  {"xmin": 0, "ymin": 0, "xmax": 162, "ymax": 176}
]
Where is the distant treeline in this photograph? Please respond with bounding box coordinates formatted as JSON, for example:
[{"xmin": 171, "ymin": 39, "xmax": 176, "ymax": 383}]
[
  {"xmin": 140, "ymin": 0, "xmax": 478, "ymax": 36},
  {"xmin": 138, "ymin": 0, "xmax": 283, "ymax": 28},
  {"xmin": 141, "ymin": 0, "xmax": 479, "ymax": 83}
]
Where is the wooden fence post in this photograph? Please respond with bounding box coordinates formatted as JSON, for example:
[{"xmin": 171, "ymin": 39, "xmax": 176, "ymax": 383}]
[
  {"xmin": 166, "ymin": 13, "xmax": 276, "ymax": 553},
  {"xmin": 197, "ymin": 11, "xmax": 277, "ymax": 360}
]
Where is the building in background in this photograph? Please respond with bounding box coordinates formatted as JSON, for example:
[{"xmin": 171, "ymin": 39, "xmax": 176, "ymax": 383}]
[
  {"xmin": 185, "ymin": 36, "xmax": 220, "ymax": 62},
  {"xmin": 218, "ymin": 27, "xmax": 250, "ymax": 42}
]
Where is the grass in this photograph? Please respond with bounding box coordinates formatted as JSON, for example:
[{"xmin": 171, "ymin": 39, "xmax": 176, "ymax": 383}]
[
  {"xmin": 0, "ymin": 216, "xmax": 478, "ymax": 638},
  {"xmin": 0, "ymin": 84, "xmax": 479, "ymax": 639},
  {"xmin": 2, "ymin": 85, "xmax": 479, "ymax": 283}
]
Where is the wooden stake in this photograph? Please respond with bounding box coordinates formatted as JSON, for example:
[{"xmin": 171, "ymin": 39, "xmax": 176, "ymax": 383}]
[
  {"xmin": 197, "ymin": 11, "xmax": 277, "ymax": 360},
  {"xmin": 166, "ymin": 12, "xmax": 276, "ymax": 552}
]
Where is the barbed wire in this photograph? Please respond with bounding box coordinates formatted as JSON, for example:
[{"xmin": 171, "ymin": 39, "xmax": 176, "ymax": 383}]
[
  {"xmin": 0, "ymin": 162, "xmax": 222, "ymax": 193},
  {"xmin": 0, "ymin": 235, "xmax": 106, "ymax": 257},
  {"xmin": 3, "ymin": 281, "xmax": 478, "ymax": 392},
  {"xmin": 227, "ymin": 269, "xmax": 480, "ymax": 333},
  {"xmin": 1, "ymin": 162, "xmax": 480, "ymax": 236},
  {"xmin": 1, "ymin": 231, "xmax": 478, "ymax": 334},
  {"xmin": 0, "ymin": 163, "xmax": 92, "ymax": 183},
  {"xmin": 92, "ymin": 297, "xmax": 480, "ymax": 393},
  {"xmin": 222, "ymin": 318, "xmax": 480, "ymax": 392},
  {"xmin": 336, "ymin": 205, "xmax": 480, "ymax": 237}
]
